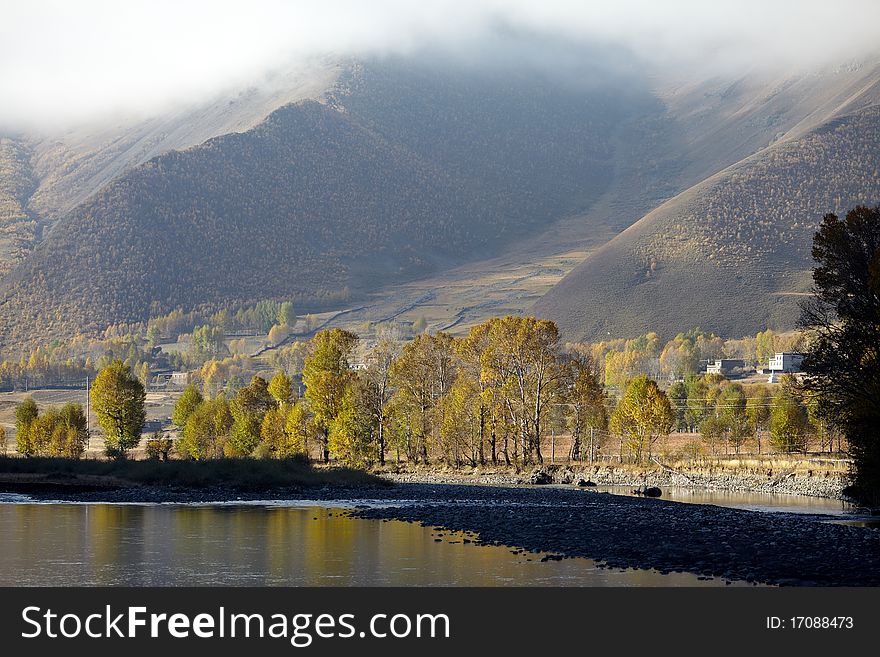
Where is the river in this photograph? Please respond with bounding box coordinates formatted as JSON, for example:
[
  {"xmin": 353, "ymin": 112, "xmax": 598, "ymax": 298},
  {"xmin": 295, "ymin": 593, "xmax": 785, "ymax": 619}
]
[{"xmin": 0, "ymin": 487, "xmax": 869, "ymax": 586}]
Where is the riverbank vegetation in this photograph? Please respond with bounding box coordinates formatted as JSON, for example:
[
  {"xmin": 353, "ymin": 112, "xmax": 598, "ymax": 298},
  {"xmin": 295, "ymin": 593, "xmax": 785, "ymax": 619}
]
[{"xmin": 0, "ymin": 455, "xmax": 385, "ymax": 491}]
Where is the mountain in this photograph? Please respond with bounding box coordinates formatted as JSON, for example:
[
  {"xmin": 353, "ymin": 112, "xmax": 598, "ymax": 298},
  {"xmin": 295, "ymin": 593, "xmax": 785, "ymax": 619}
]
[
  {"xmin": 0, "ymin": 51, "xmax": 660, "ymax": 348},
  {"xmin": 0, "ymin": 60, "xmax": 341, "ymax": 277},
  {"xmin": 534, "ymin": 94, "xmax": 880, "ymax": 342},
  {"xmin": 3, "ymin": 46, "xmax": 880, "ymax": 351}
]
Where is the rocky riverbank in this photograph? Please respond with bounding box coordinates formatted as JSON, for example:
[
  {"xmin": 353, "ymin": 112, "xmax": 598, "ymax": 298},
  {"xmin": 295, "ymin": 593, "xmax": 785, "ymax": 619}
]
[
  {"xmin": 378, "ymin": 462, "xmax": 850, "ymax": 500},
  {"xmin": 349, "ymin": 484, "xmax": 880, "ymax": 586}
]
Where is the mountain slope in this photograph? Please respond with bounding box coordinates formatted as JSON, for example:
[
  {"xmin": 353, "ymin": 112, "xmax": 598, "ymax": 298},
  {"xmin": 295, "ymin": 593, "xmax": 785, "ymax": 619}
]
[
  {"xmin": 0, "ymin": 55, "xmax": 654, "ymax": 348},
  {"xmin": 534, "ymin": 103, "xmax": 880, "ymax": 341},
  {"xmin": 0, "ymin": 60, "xmax": 341, "ymax": 277}
]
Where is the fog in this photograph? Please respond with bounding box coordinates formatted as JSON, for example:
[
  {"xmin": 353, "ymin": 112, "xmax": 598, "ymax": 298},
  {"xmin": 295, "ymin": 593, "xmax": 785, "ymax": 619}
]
[{"xmin": 1, "ymin": 0, "xmax": 879, "ymax": 130}]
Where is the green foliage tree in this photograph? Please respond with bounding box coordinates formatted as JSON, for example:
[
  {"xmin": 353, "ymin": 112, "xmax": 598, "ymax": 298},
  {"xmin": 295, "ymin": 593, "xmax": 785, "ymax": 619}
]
[
  {"xmin": 0, "ymin": 424, "xmax": 6, "ymax": 455},
  {"xmin": 770, "ymin": 382, "xmax": 811, "ymax": 453},
  {"xmin": 15, "ymin": 396, "xmax": 38, "ymax": 456},
  {"xmin": 268, "ymin": 370, "xmax": 293, "ymax": 406},
  {"xmin": 329, "ymin": 377, "xmax": 378, "ymax": 466},
  {"xmin": 746, "ymin": 386, "xmax": 772, "ymax": 453},
  {"xmin": 302, "ymin": 329, "xmax": 358, "ymax": 462},
  {"xmin": 172, "ymin": 384, "xmax": 204, "ymax": 428},
  {"xmin": 226, "ymin": 376, "xmax": 274, "ymax": 456},
  {"xmin": 189, "ymin": 325, "xmax": 226, "ymax": 362},
  {"xmin": 90, "ymin": 360, "xmax": 146, "ymax": 459},
  {"xmin": 610, "ymin": 375, "xmax": 674, "ymax": 462},
  {"xmin": 755, "ymin": 329, "xmax": 777, "ymax": 367},
  {"xmin": 277, "ymin": 301, "xmax": 296, "ymax": 328},
  {"xmin": 717, "ymin": 383, "xmax": 749, "ymax": 454},
  {"xmin": 667, "ymin": 381, "xmax": 688, "ymax": 432},
  {"xmin": 179, "ymin": 396, "xmax": 233, "ymax": 459},
  {"xmin": 801, "ymin": 206, "xmax": 880, "ymax": 503}
]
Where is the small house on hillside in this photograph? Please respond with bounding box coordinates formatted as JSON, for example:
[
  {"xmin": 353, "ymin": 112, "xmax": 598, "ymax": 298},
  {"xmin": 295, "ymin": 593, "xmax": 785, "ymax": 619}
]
[
  {"xmin": 767, "ymin": 352, "xmax": 804, "ymax": 374},
  {"xmin": 705, "ymin": 359, "xmax": 745, "ymax": 377}
]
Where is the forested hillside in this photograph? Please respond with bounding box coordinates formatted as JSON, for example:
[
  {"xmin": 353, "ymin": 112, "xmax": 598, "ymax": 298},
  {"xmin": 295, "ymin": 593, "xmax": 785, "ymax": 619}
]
[
  {"xmin": 0, "ymin": 138, "xmax": 38, "ymax": 277},
  {"xmin": 535, "ymin": 104, "xmax": 880, "ymax": 341},
  {"xmin": 0, "ymin": 56, "xmax": 650, "ymax": 348}
]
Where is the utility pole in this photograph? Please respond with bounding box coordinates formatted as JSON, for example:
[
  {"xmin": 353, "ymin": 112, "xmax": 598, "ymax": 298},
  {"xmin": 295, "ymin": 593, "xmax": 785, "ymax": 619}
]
[
  {"xmin": 86, "ymin": 375, "xmax": 90, "ymax": 438},
  {"xmin": 551, "ymin": 429, "xmax": 555, "ymax": 465}
]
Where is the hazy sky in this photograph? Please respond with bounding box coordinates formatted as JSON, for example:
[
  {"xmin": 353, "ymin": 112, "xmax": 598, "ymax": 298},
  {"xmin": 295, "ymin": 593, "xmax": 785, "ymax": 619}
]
[{"xmin": 2, "ymin": 0, "xmax": 879, "ymax": 130}]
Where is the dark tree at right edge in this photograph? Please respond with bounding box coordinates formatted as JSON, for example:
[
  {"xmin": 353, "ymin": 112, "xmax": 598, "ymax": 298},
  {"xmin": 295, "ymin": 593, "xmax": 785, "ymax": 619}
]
[{"xmin": 801, "ymin": 206, "xmax": 880, "ymax": 505}]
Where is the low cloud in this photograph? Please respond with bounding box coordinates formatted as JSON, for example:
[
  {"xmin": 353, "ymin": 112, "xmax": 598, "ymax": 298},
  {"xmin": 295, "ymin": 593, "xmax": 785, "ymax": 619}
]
[{"xmin": 1, "ymin": 0, "xmax": 878, "ymax": 130}]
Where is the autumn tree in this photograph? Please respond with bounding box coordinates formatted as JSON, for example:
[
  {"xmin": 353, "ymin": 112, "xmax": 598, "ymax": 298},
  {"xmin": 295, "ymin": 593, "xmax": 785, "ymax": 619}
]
[
  {"xmin": 268, "ymin": 370, "xmax": 293, "ymax": 406},
  {"xmin": 561, "ymin": 353, "xmax": 607, "ymax": 462},
  {"xmin": 755, "ymin": 329, "xmax": 777, "ymax": 367},
  {"xmin": 173, "ymin": 384, "xmax": 204, "ymax": 428},
  {"xmin": 179, "ymin": 396, "xmax": 233, "ymax": 459},
  {"xmin": 302, "ymin": 328, "xmax": 358, "ymax": 462},
  {"xmin": 90, "ymin": 360, "xmax": 146, "ymax": 459},
  {"xmin": 389, "ymin": 332, "xmax": 455, "ymax": 463},
  {"xmin": 15, "ymin": 396, "xmax": 38, "ymax": 456},
  {"xmin": 361, "ymin": 339, "xmax": 399, "ymax": 465},
  {"xmin": 227, "ymin": 375, "xmax": 274, "ymax": 456},
  {"xmin": 481, "ymin": 317, "xmax": 563, "ymax": 465},
  {"xmin": 329, "ymin": 376, "xmax": 379, "ymax": 466},
  {"xmin": 610, "ymin": 375, "xmax": 674, "ymax": 462}
]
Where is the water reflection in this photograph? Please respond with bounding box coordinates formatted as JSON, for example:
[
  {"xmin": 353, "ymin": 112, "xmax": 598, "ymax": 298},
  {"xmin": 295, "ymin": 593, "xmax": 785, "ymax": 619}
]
[
  {"xmin": 0, "ymin": 504, "xmax": 738, "ymax": 586},
  {"xmin": 586, "ymin": 485, "xmax": 855, "ymax": 516}
]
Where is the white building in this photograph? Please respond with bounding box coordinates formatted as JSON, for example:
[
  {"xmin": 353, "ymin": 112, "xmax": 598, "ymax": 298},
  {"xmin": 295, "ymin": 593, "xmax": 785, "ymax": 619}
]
[{"xmin": 767, "ymin": 352, "xmax": 804, "ymax": 374}]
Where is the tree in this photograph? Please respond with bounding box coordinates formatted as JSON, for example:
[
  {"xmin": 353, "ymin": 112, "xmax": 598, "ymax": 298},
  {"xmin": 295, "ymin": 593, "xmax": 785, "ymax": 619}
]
[
  {"xmin": 362, "ymin": 339, "xmax": 398, "ymax": 465},
  {"xmin": 90, "ymin": 360, "xmax": 146, "ymax": 458},
  {"xmin": 15, "ymin": 396, "xmax": 38, "ymax": 456},
  {"xmin": 755, "ymin": 329, "xmax": 777, "ymax": 367},
  {"xmin": 610, "ymin": 375, "xmax": 674, "ymax": 462},
  {"xmin": 746, "ymin": 386, "xmax": 772, "ymax": 453},
  {"xmin": 0, "ymin": 425, "xmax": 6, "ymax": 455},
  {"xmin": 179, "ymin": 396, "xmax": 232, "ymax": 459},
  {"xmin": 56, "ymin": 403, "xmax": 89, "ymax": 458},
  {"xmin": 329, "ymin": 377, "xmax": 378, "ymax": 466},
  {"xmin": 562, "ymin": 353, "xmax": 607, "ymax": 462},
  {"xmin": 277, "ymin": 301, "xmax": 296, "ymax": 328},
  {"xmin": 481, "ymin": 317, "xmax": 563, "ymax": 465},
  {"xmin": 302, "ymin": 329, "xmax": 358, "ymax": 462},
  {"xmin": 800, "ymin": 206, "xmax": 880, "ymax": 503},
  {"xmin": 268, "ymin": 323, "xmax": 290, "ymax": 346},
  {"xmin": 189, "ymin": 324, "xmax": 226, "ymax": 362},
  {"xmin": 281, "ymin": 401, "xmax": 312, "ymax": 458},
  {"xmin": 667, "ymin": 381, "xmax": 688, "ymax": 432},
  {"xmin": 389, "ymin": 332, "xmax": 455, "ymax": 464},
  {"xmin": 227, "ymin": 376, "xmax": 274, "ymax": 456},
  {"xmin": 268, "ymin": 371, "xmax": 293, "ymax": 406},
  {"xmin": 173, "ymin": 384, "xmax": 204, "ymax": 428},
  {"xmin": 145, "ymin": 431, "xmax": 173, "ymax": 460},
  {"xmin": 770, "ymin": 383, "xmax": 811, "ymax": 453},
  {"xmin": 716, "ymin": 383, "xmax": 749, "ymax": 454}
]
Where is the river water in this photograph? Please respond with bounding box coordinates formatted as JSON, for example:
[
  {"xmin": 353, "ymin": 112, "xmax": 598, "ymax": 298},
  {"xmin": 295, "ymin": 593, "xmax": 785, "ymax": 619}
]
[
  {"xmin": 0, "ymin": 500, "xmax": 740, "ymax": 587},
  {"xmin": 0, "ymin": 487, "xmax": 868, "ymax": 586}
]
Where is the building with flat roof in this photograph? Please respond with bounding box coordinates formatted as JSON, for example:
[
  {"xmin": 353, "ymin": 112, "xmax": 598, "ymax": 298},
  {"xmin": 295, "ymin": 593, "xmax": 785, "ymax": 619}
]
[
  {"xmin": 705, "ymin": 359, "xmax": 745, "ymax": 377},
  {"xmin": 767, "ymin": 352, "xmax": 804, "ymax": 373}
]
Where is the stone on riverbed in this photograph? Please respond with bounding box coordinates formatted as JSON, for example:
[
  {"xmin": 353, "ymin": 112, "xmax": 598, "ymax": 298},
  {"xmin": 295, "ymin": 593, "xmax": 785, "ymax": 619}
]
[{"xmin": 528, "ymin": 469, "xmax": 553, "ymax": 485}]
